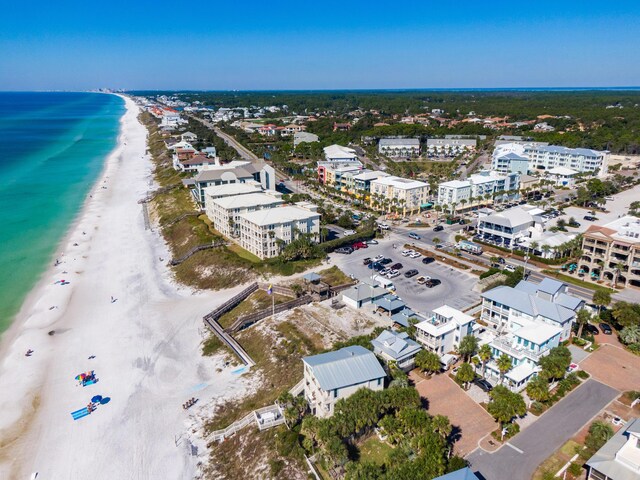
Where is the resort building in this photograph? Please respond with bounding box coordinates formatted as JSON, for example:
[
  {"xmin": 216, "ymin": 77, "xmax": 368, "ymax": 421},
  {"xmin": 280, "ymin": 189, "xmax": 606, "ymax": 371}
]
[
  {"xmin": 426, "ymin": 138, "xmax": 476, "ymax": 157},
  {"xmin": 205, "ymin": 191, "xmax": 284, "ymax": 238},
  {"xmin": 370, "ymin": 330, "xmax": 422, "ymax": 372},
  {"xmin": 203, "ymin": 181, "xmax": 264, "ymax": 203},
  {"xmin": 437, "ymin": 171, "xmax": 520, "ymax": 211},
  {"xmin": 352, "ymin": 170, "xmax": 390, "ymax": 193},
  {"xmin": 476, "ymin": 205, "xmax": 545, "ymax": 249},
  {"xmin": 237, "ymin": 202, "xmax": 320, "ymax": 259},
  {"xmin": 378, "ymin": 138, "xmax": 421, "ymax": 158},
  {"xmin": 545, "ymin": 166, "xmax": 580, "ymax": 187},
  {"xmin": 303, "ymin": 346, "xmax": 386, "ymax": 418},
  {"xmin": 323, "ymin": 144, "xmax": 358, "ymax": 162},
  {"xmin": 369, "ymin": 176, "xmax": 430, "ymax": 215},
  {"xmin": 479, "ymin": 279, "xmax": 583, "ymax": 391},
  {"xmin": 524, "ymin": 145, "xmax": 609, "ymax": 176},
  {"xmin": 579, "ymin": 216, "xmax": 640, "ymax": 288},
  {"xmin": 585, "ymin": 418, "xmax": 640, "ymax": 480},
  {"xmin": 492, "ymin": 152, "xmax": 530, "ymax": 175},
  {"xmin": 414, "ymin": 305, "xmax": 476, "ymax": 357}
]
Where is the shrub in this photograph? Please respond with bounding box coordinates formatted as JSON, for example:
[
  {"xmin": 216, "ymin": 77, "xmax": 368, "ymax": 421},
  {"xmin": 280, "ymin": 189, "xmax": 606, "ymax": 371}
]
[
  {"xmin": 530, "ymin": 401, "xmax": 546, "ymax": 416},
  {"xmin": 572, "ymin": 337, "xmax": 587, "ymax": 347},
  {"xmin": 577, "ymin": 370, "xmax": 590, "ymax": 380},
  {"xmin": 505, "ymin": 422, "xmax": 520, "ymax": 438},
  {"xmin": 568, "ymin": 462, "xmax": 583, "ymax": 476},
  {"xmin": 480, "ymin": 267, "xmax": 501, "ymax": 279}
]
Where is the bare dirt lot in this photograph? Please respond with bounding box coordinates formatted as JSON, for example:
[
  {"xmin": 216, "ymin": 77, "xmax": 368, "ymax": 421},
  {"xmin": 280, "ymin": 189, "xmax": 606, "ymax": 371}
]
[{"xmin": 579, "ymin": 344, "xmax": 640, "ymax": 391}]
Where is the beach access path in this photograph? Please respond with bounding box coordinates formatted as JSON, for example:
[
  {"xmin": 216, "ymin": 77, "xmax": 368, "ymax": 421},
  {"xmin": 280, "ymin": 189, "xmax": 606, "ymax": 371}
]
[{"xmin": 0, "ymin": 96, "xmax": 253, "ymax": 479}]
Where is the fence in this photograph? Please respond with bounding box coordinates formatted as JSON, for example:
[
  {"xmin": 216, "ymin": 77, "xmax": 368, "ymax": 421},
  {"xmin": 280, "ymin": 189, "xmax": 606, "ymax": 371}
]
[
  {"xmin": 208, "ymin": 411, "xmax": 256, "ymax": 443},
  {"xmin": 228, "ymin": 295, "xmax": 313, "ymax": 333},
  {"xmin": 207, "ymin": 283, "xmax": 259, "ymax": 321},
  {"xmin": 164, "ymin": 211, "xmax": 200, "ymax": 227},
  {"xmin": 257, "ymin": 282, "xmax": 296, "ymax": 298},
  {"xmin": 169, "ymin": 241, "xmax": 227, "ymax": 266}
]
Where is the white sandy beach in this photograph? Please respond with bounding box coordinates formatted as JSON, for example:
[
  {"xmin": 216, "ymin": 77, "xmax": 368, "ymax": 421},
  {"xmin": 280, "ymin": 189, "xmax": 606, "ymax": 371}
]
[{"xmin": 0, "ymin": 96, "xmax": 250, "ymax": 479}]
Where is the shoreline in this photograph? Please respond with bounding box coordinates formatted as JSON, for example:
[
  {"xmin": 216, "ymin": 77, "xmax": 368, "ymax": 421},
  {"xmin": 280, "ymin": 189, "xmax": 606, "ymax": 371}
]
[{"xmin": 0, "ymin": 95, "xmax": 252, "ymax": 478}]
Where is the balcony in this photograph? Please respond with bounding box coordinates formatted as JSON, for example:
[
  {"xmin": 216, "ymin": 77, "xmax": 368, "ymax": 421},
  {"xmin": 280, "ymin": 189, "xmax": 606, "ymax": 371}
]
[{"xmin": 491, "ymin": 336, "xmax": 548, "ymax": 363}]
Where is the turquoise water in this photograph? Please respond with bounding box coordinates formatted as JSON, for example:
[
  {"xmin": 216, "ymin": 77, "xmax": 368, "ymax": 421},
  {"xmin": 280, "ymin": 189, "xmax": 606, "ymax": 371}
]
[{"xmin": 0, "ymin": 92, "xmax": 125, "ymax": 332}]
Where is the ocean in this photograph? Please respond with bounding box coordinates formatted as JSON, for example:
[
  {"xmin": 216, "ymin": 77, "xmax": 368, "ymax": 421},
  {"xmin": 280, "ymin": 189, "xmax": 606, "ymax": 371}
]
[{"xmin": 0, "ymin": 92, "xmax": 125, "ymax": 332}]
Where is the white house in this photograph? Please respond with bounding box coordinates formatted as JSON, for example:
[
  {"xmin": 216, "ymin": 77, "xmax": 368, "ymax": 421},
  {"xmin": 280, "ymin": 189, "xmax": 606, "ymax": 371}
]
[
  {"xmin": 370, "ymin": 330, "xmax": 422, "ymax": 372},
  {"xmin": 303, "ymin": 346, "xmax": 386, "ymax": 418},
  {"xmin": 238, "ymin": 202, "xmax": 320, "ymax": 259},
  {"xmin": 545, "ymin": 166, "xmax": 580, "ymax": 187},
  {"xmin": 585, "ymin": 418, "xmax": 640, "ymax": 480},
  {"xmin": 415, "ymin": 305, "xmax": 476, "ymax": 357},
  {"xmin": 181, "ymin": 131, "xmax": 197, "ymax": 142},
  {"xmin": 426, "ymin": 138, "xmax": 476, "ymax": 157},
  {"xmin": 341, "ymin": 282, "xmax": 388, "ymax": 309},
  {"xmin": 323, "ymin": 144, "xmax": 358, "ymax": 162},
  {"xmin": 476, "ymin": 205, "xmax": 545, "ymax": 249},
  {"xmin": 378, "ymin": 138, "xmax": 421, "ymax": 158}
]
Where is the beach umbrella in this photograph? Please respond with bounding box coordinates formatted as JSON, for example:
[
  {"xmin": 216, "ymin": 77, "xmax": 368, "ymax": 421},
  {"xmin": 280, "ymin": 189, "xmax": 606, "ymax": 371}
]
[{"xmin": 91, "ymin": 395, "xmax": 103, "ymax": 403}]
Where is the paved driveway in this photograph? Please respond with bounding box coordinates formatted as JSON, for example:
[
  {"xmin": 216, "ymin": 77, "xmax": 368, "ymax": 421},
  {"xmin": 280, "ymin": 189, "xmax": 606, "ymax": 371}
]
[
  {"xmin": 411, "ymin": 372, "xmax": 495, "ymax": 456},
  {"xmin": 580, "ymin": 344, "xmax": 640, "ymax": 391},
  {"xmin": 467, "ymin": 379, "xmax": 618, "ymax": 480},
  {"xmin": 568, "ymin": 344, "xmax": 590, "ymax": 363},
  {"xmin": 331, "ymin": 237, "xmax": 480, "ymax": 313}
]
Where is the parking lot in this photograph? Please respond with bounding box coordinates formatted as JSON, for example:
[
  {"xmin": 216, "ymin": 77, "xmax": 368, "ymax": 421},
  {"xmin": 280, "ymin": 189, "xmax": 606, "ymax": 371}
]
[{"xmin": 330, "ymin": 237, "xmax": 480, "ymax": 313}]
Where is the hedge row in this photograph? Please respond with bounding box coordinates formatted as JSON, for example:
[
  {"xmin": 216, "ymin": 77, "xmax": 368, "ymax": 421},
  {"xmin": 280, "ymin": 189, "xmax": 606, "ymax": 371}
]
[{"xmin": 321, "ymin": 230, "xmax": 376, "ymax": 253}]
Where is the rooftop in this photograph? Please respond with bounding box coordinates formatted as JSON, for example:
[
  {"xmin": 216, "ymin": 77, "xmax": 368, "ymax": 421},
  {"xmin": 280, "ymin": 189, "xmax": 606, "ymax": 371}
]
[
  {"xmin": 239, "ymin": 204, "xmax": 319, "ymax": 226},
  {"xmin": 547, "ymin": 166, "xmax": 579, "ymax": 176},
  {"xmin": 372, "ymin": 175, "xmax": 429, "ymax": 190},
  {"xmin": 353, "ymin": 170, "xmax": 390, "ymax": 181},
  {"xmin": 303, "ymin": 346, "xmax": 386, "ymax": 391},
  {"xmin": 324, "ymin": 144, "xmax": 358, "ymax": 159},
  {"xmin": 210, "ymin": 192, "xmax": 283, "ymax": 210},
  {"xmin": 584, "ymin": 216, "xmax": 640, "ymax": 245},
  {"xmin": 379, "ymin": 138, "xmax": 420, "ymax": 146},
  {"xmin": 586, "ymin": 418, "xmax": 640, "ymax": 480},
  {"xmin": 370, "ymin": 330, "xmax": 422, "ymax": 362},
  {"xmin": 526, "ymin": 144, "xmax": 607, "ymax": 157},
  {"xmin": 342, "ymin": 283, "xmax": 387, "ymax": 302},
  {"xmin": 204, "ymin": 182, "xmax": 263, "ymax": 199}
]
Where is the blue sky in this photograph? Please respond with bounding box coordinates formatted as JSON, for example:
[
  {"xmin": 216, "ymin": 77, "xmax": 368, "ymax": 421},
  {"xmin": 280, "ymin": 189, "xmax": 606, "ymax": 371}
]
[{"xmin": 1, "ymin": 0, "xmax": 639, "ymax": 90}]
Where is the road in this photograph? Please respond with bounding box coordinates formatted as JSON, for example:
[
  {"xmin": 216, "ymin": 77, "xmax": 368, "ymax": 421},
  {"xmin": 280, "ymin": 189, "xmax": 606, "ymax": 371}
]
[
  {"xmin": 467, "ymin": 379, "xmax": 618, "ymax": 480},
  {"xmin": 460, "ymin": 152, "xmax": 490, "ymax": 180},
  {"xmin": 329, "ymin": 235, "xmax": 481, "ymax": 313}
]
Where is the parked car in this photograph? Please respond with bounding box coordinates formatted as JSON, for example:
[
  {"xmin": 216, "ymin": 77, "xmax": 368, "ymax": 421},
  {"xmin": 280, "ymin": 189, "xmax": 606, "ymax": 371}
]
[
  {"xmin": 584, "ymin": 323, "xmax": 600, "ymax": 335},
  {"xmin": 352, "ymin": 241, "xmax": 367, "ymax": 250},
  {"xmin": 367, "ymin": 239, "xmax": 379, "ymax": 245},
  {"xmin": 362, "ymin": 257, "xmax": 372, "ymax": 265},
  {"xmin": 504, "ymin": 264, "xmax": 517, "ymax": 273},
  {"xmin": 568, "ymin": 220, "xmax": 581, "ymax": 228},
  {"xmin": 374, "ymin": 254, "xmax": 384, "ymax": 261},
  {"xmin": 583, "ymin": 215, "xmax": 597, "ymax": 221},
  {"xmin": 380, "ymin": 258, "xmax": 393, "ymax": 265},
  {"xmin": 378, "ymin": 223, "xmax": 390, "ymax": 230},
  {"xmin": 417, "ymin": 276, "xmax": 427, "ymax": 284},
  {"xmin": 433, "ymin": 225, "xmax": 444, "ymax": 232},
  {"xmin": 401, "ymin": 249, "xmax": 413, "ymax": 257},
  {"xmin": 371, "ymin": 263, "xmax": 384, "ymax": 271},
  {"xmin": 422, "ymin": 256, "xmax": 435, "ymax": 265},
  {"xmin": 408, "ymin": 232, "xmax": 421, "ymax": 240},
  {"xmin": 473, "ymin": 377, "xmax": 493, "ymax": 392},
  {"xmin": 380, "ymin": 268, "xmax": 392, "ymax": 276},
  {"xmin": 387, "ymin": 270, "xmax": 400, "ymax": 278},
  {"xmin": 391, "ymin": 262, "xmax": 403, "ymax": 270},
  {"xmin": 335, "ymin": 247, "xmax": 353, "ymax": 254},
  {"xmin": 409, "ymin": 251, "xmax": 421, "ymax": 258},
  {"xmin": 343, "ymin": 229, "xmax": 356, "ymax": 236},
  {"xmin": 599, "ymin": 323, "xmax": 613, "ymax": 335},
  {"xmin": 404, "ymin": 269, "xmax": 419, "ymax": 278},
  {"xmin": 424, "ymin": 278, "xmax": 441, "ymax": 288}
]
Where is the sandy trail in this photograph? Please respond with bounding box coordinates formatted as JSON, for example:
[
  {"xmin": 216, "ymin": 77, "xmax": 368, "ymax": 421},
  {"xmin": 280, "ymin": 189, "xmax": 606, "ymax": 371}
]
[{"xmin": 0, "ymin": 96, "xmax": 250, "ymax": 479}]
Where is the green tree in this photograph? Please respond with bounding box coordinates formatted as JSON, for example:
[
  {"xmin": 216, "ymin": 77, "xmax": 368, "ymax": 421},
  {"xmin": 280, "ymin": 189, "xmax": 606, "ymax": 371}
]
[
  {"xmin": 539, "ymin": 346, "xmax": 572, "ymax": 381},
  {"xmin": 478, "ymin": 344, "xmax": 492, "ymax": 377},
  {"xmin": 585, "ymin": 420, "xmax": 614, "ymax": 453},
  {"xmin": 432, "ymin": 236, "xmax": 441, "ymax": 245},
  {"xmin": 526, "ymin": 375, "xmax": 550, "ymax": 403},
  {"xmin": 497, "ymin": 354, "xmax": 513, "ymax": 385},
  {"xmin": 575, "ymin": 308, "xmax": 592, "ymax": 339},
  {"xmin": 415, "ymin": 350, "xmax": 442, "ymax": 375},
  {"xmin": 455, "ymin": 362, "xmax": 476, "ymax": 390},
  {"xmin": 593, "ymin": 290, "xmax": 612, "ymax": 313},
  {"xmin": 619, "ymin": 325, "xmax": 640, "ymax": 345},
  {"xmin": 612, "ymin": 302, "xmax": 640, "ymax": 328},
  {"xmin": 487, "ymin": 385, "xmax": 527, "ymax": 427},
  {"xmin": 458, "ymin": 335, "xmax": 479, "ymax": 362}
]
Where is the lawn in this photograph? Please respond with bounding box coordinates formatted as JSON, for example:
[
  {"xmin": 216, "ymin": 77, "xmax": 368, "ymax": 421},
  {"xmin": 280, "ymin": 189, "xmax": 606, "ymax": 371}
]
[
  {"xmin": 358, "ymin": 436, "xmax": 393, "ymax": 465},
  {"xmin": 532, "ymin": 440, "xmax": 581, "ymax": 480},
  {"xmin": 227, "ymin": 243, "xmax": 261, "ymax": 263}
]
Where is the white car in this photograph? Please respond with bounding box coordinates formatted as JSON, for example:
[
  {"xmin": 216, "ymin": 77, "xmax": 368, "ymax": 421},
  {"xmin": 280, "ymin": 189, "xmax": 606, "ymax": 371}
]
[
  {"xmin": 343, "ymin": 230, "xmax": 356, "ymax": 236},
  {"xmin": 504, "ymin": 264, "xmax": 516, "ymax": 273},
  {"xmin": 387, "ymin": 270, "xmax": 400, "ymax": 278},
  {"xmin": 367, "ymin": 239, "xmax": 379, "ymax": 245},
  {"xmin": 409, "ymin": 251, "xmax": 421, "ymax": 258},
  {"xmin": 374, "ymin": 254, "xmax": 384, "ymax": 261},
  {"xmin": 380, "ymin": 268, "xmax": 392, "ymax": 276},
  {"xmin": 401, "ymin": 249, "xmax": 413, "ymax": 257},
  {"xmin": 378, "ymin": 223, "xmax": 390, "ymax": 230}
]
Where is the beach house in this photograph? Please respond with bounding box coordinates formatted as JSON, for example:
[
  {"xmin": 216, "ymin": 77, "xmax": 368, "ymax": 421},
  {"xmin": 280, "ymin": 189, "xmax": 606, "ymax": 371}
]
[
  {"xmin": 585, "ymin": 418, "xmax": 640, "ymax": 480},
  {"xmin": 303, "ymin": 346, "xmax": 386, "ymax": 418},
  {"xmin": 370, "ymin": 330, "xmax": 422, "ymax": 372},
  {"xmin": 414, "ymin": 305, "xmax": 476, "ymax": 357}
]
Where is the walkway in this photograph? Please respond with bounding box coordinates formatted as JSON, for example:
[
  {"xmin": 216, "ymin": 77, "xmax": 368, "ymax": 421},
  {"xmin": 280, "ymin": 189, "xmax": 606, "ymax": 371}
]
[{"xmin": 467, "ymin": 379, "xmax": 618, "ymax": 480}]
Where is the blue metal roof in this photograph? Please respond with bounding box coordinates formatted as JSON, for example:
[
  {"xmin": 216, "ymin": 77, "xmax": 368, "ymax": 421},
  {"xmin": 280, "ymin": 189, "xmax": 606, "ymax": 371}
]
[
  {"xmin": 303, "ymin": 346, "xmax": 386, "ymax": 391},
  {"xmin": 371, "ymin": 330, "xmax": 422, "ymax": 362},
  {"xmin": 433, "ymin": 468, "xmax": 480, "ymax": 480}
]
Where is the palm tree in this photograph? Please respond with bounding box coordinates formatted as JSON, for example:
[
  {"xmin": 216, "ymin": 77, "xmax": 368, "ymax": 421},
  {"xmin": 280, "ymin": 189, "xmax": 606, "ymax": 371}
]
[
  {"xmin": 575, "ymin": 308, "xmax": 592, "ymax": 339},
  {"xmin": 497, "ymin": 354, "xmax": 513, "ymax": 385},
  {"xmin": 478, "ymin": 344, "xmax": 492, "ymax": 377},
  {"xmin": 526, "ymin": 375, "xmax": 550, "ymax": 403},
  {"xmin": 432, "ymin": 414, "xmax": 452, "ymax": 440},
  {"xmin": 541, "ymin": 244, "xmax": 552, "ymax": 259}
]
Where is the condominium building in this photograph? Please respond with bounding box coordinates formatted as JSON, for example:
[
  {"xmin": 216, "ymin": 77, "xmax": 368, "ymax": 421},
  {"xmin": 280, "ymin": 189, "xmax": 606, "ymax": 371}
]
[
  {"xmin": 476, "ymin": 205, "xmax": 545, "ymax": 249},
  {"xmin": 524, "ymin": 145, "xmax": 609, "ymax": 176},
  {"xmin": 323, "ymin": 144, "xmax": 358, "ymax": 162},
  {"xmin": 545, "ymin": 166, "xmax": 580, "ymax": 187},
  {"xmin": 426, "ymin": 138, "xmax": 476, "ymax": 157},
  {"xmin": 303, "ymin": 346, "xmax": 386, "ymax": 418},
  {"xmin": 205, "ymin": 191, "xmax": 284, "ymax": 238},
  {"xmin": 579, "ymin": 216, "xmax": 640, "ymax": 288},
  {"xmin": 585, "ymin": 418, "xmax": 640, "ymax": 480},
  {"xmin": 437, "ymin": 171, "xmax": 520, "ymax": 211},
  {"xmin": 352, "ymin": 170, "xmax": 390, "ymax": 193},
  {"xmin": 191, "ymin": 161, "xmax": 261, "ymax": 206},
  {"xmin": 492, "ymin": 152, "xmax": 530, "ymax": 175},
  {"xmin": 238, "ymin": 202, "xmax": 320, "ymax": 259},
  {"xmin": 480, "ymin": 279, "xmax": 583, "ymax": 391},
  {"xmin": 317, "ymin": 147, "xmax": 362, "ymax": 185},
  {"xmin": 369, "ymin": 176, "xmax": 430, "ymax": 214},
  {"xmin": 378, "ymin": 138, "xmax": 421, "ymax": 158},
  {"xmin": 414, "ymin": 305, "xmax": 476, "ymax": 356}
]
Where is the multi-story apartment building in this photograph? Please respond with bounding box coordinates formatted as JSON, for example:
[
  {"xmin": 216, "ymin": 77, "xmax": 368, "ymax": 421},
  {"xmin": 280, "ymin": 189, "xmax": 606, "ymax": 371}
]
[
  {"xmin": 369, "ymin": 176, "xmax": 430, "ymax": 215},
  {"xmin": 378, "ymin": 138, "xmax": 421, "ymax": 158},
  {"xmin": 492, "ymin": 152, "xmax": 530, "ymax": 175},
  {"xmin": 205, "ymin": 191, "xmax": 284, "ymax": 238},
  {"xmin": 524, "ymin": 145, "xmax": 609, "ymax": 176},
  {"xmin": 480, "ymin": 278, "xmax": 583, "ymax": 391},
  {"xmin": 414, "ymin": 305, "xmax": 476, "ymax": 356},
  {"xmin": 579, "ymin": 216, "xmax": 640, "ymax": 288},
  {"xmin": 437, "ymin": 171, "xmax": 520, "ymax": 211},
  {"xmin": 476, "ymin": 205, "xmax": 544, "ymax": 249},
  {"xmin": 303, "ymin": 346, "xmax": 386, "ymax": 418},
  {"xmin": 426, "ymin": 138, "xmax": 476, "ymax": 157},
  {"xmin": 352, "ymin": 170, "xmax": 389, "ymax": 193},
  {"xmin": 237, "ymin": 202, "xmax": 320, "ymax": 259}
]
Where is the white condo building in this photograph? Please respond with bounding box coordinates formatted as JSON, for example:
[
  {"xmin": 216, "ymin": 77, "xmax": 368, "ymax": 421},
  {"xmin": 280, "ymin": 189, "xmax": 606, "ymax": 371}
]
[
  {"xmin": 524, "ymin": 145, "xmax": 609, "ymax": 176},
  {"xmin": 370, "ymin": 176, "xmax": 430, "ymax": 214},
  {"xmin": 378, "ymin": 138, "xmax": 421, "ymax": 158},
  {"xmin": 415, "ymin": 306, "xmax": 476, "ymax": 356},
  {"xmin": 479, "ymin": 279, "xmax": 584, "ymax": 391},
  {"xmin": 437, "ymin": 171, "xmax": 520, "ymax": 211},
  {"xmin": 238, "ymin": 202, "xmax": 320, "ymax": 259},
  {"xmin": 205, "ymin": 191, "xmax": 284, "ymax": 238}
]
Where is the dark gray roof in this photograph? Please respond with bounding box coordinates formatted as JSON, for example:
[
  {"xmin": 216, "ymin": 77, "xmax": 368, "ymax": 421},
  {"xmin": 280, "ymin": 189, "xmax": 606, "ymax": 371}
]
[
  {"xmin": 303, "ymin": 346, "xmax": 386, "ymax": 391},
  {"xmin": 433, "ymin": 468, "xmax": 480, "ymax": 480},
  {"xmin": 371, "ymin": 330, "xmax": 421, "ymax": 362},
  {"xmin": 585, "ymin": 418, "xmax": 640, "ymax": 480},
  {"xmin": 342, "ymin": 283, "xmax": 387, "ymax": 302},
  {"xmin": 302, "ymin": 272, "xmax": 321, "ymax": 282},
  {"xmin": 374, "ymin": 295, "xmax": 406, "ymax": 312}
]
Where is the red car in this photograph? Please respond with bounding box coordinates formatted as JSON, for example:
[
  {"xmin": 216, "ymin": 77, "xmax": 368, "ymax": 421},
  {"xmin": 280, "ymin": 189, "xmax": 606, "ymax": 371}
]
[{"xmin": 352, "ymin": 241, "xmax": 368, "ymax": 250}]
